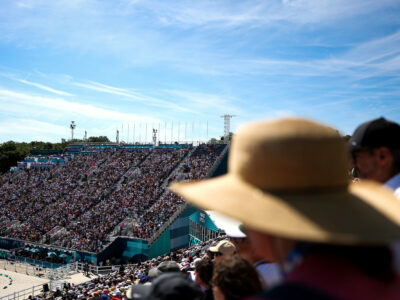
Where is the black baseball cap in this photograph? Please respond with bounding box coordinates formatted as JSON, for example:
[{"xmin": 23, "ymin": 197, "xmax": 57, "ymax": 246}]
[
  {"xmin": 127, "ymin": 273, "xmax": 203, "ymax": 300},
  {"xmin": 156, "ymin": 261, "xmax": 181, "ymax": 273},
  {"xmin": 349, "ymin": 117, "xmax": 400, "ymax": 152}
]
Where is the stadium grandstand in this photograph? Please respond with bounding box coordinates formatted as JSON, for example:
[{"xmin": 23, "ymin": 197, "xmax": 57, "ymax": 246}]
[{"xmin": 0, "ymin": 142, "xmax": 229, "ymax": 269}]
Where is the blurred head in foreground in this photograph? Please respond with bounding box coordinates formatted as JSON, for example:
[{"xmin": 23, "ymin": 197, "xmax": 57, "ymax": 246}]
[{"xmin": 172, "ymin": 118, "xmax": 400, "ymax": 299}]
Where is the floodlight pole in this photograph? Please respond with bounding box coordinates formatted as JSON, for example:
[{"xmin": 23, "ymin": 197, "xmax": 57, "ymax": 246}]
[
  {"xmin": 152, "ymin": 129, "xmax": 158, "ymax": 147},
  {"xmin": 70, "ymin": 121, "xmax": 76, "ymax": 141},
  {"xmin": 220, "ymin": 115, "xmax": 235, "ymax": 140}
]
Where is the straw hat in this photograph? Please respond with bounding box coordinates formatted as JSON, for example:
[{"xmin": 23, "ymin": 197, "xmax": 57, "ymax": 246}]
[
  {"xmin": 208, "ymin": 240, "xmax": 236, "ymax": 255},
  {"xmin": 171, "ymin": 118, "xmax": 400, "ymax": 245}
]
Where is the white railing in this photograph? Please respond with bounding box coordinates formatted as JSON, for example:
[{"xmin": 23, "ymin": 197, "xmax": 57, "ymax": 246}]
[
  {"xmin": 0, "ymin": 282, "xmax": 50, "ymax": 300},
  {"xmin": 0, "ymin": 277, "xmax": 78, "ymax": 300},
  {"xmin": 74, "ymin": 262, "xmax": 137, "ymax": 276},
  {"xmin": 0, "ymin": 263, "xmax": 77, "ymax": 300},
  {"xmin": 0, "ymin": 259, "xmax": 75, "ymax": 280}
]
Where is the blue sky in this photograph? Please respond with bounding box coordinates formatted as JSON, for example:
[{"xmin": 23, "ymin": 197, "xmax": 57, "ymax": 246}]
[{"xmin": 0, "ymin": 0, "xmax": 400, "ymax": 143}]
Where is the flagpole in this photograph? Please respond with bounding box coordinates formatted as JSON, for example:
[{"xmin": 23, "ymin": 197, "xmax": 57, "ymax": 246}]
[{"xmin": 171, "ymin": 122, "xmax": 173, "ymax": 144}]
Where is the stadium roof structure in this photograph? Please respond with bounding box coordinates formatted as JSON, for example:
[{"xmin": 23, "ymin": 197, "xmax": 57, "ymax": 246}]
[{"xmin": 205, "ymin": 211, "xmax": 245, "ymax": 238}]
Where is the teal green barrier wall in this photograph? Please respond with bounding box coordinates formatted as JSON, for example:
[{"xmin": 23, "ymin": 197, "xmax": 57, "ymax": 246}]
[{"xmin": 149, "ymin": 228, "xmax": 171, "ymax": 258}]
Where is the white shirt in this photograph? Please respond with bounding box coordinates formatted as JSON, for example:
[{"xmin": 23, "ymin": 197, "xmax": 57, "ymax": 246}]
[
  {"xmin": 386, "ymin": 173, "xmax": 400, "ymax": 200},
  {"xmin": 254, "ymin": 260, "xmax": 282, "ymax": 289},
  {"xmin": 385, "ymin": 173, "xmax": 400, "ymax": 274}
]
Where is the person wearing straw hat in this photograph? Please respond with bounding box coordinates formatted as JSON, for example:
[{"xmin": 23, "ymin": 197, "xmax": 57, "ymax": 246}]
[
  {"xmin": 208, "ymin": 240, "xmax": 236, "ymax": 262},
  {"xmin": 171, "ymin": 118, "xmax": 400, "ymax": 300}
]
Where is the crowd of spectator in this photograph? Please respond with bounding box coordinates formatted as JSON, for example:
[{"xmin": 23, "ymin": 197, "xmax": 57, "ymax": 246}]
[
  {"xmin": 50, "ymin": 150, "xmax": 150, "ymax": 251},
  {"xmin": 179, "ymin": 144, "xmax": 226, "ymax": 181},
  {"xmin": 29, "ymin": 233, "xmax": 270, "ymax": 300},
  {"xmin": 0, "ymin": 144, "xmax": 227, "ymax": 253},
  {"xmin": 34, "ymin": 236, "xmax": 227, "ymax": 300}
]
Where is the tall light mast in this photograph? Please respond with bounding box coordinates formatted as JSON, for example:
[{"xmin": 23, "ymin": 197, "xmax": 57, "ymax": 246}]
[
  {"xmin": 220, "ymin": 115, "xmax": 235, "ymax": 140},
  {"xmin": 70, "ymin": 121, "xmax": 76, "ymax": 141},
  {"xmin": 152, "ymin": 128, "xmax": 158, "ymax": 147}
]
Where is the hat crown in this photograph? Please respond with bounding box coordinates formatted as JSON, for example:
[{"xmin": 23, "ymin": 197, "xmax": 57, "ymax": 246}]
[
  {"xmin": 214, "ymin": 240, "xmax": 236, "ymax": 254},
  {"xmin": 230, "ymin": 119, "xmax": 349, "ymax": 190}
]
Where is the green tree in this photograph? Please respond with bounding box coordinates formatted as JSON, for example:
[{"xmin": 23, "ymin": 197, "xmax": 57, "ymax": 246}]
[
  {"xmin": 0, "ymin": 141, "xmax": 24, "ymax": 174},
  {"xmin": 88, "ymin": 136, "xmax": 110, "ymax": 143}
]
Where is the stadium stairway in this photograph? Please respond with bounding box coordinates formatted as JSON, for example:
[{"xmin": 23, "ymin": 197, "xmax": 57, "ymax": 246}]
[
  {"xmin": 147, "ymin": 143, "xmax": 230, "ymax": 248},
  {"xmin": 115, "ymin": 150, "xmax": 153, "ymax": 190},
  {"xmin": 1, "ymin": 220, "xmax": 21, "ymax": 236},
  {"xmin": 160, "ymin": 147, "xmax": 197, "ymax": 189},
  {"xmin": 7, "ymin": 170, "xmax": 24, "ymax": 183},
  {"xmin": 83, "ymin": 153, "xmax": 110, "ymax": 182}
]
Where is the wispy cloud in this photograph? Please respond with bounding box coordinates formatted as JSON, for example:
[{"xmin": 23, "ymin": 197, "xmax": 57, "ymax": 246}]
[
  {"xmin": 0, "ymin": 88, "xmax": 157, "ymax": 123},
  {"xmin": 208, "ymin": 29, "xmax": 400, "ymax": 80},
  {"xmin": 1, "ymin": 0, "xmax": 398, "ymax": 70},
  {"xmin": 1, "ymin": 73, "xmax": 73, "ymax": 96},
  {"xmin": 136, "ymin": 0, "xmax": 400, "ymax": 28},
  {"xmin": 164, "ymin": 89, "xmax": 243, "ymax": 115},
  {"xmin": 17, "ymin": 78, "xmax": 73, "ymax": 96},
  {"xmin": 74, "ymin": 81, "xmax": 133, "ymax": 97},
  {"xmin": 73, "ymin": 80, "xmax": 198, "ymax": 113}
]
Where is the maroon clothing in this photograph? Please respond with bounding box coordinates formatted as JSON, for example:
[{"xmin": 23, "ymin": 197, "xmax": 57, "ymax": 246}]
[{"xmin": 248, "ymin": 252, "xmax": 400, "ymax": 300}]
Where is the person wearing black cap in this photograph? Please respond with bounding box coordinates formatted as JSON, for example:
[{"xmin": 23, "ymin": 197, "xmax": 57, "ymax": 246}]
[
  {"xmin": 349, "ymin": 117, "xmax": 400, "ymax": 197},
  {"xmin": 350, "ymin": 117, "xmax": 400, "ymax": 274}
]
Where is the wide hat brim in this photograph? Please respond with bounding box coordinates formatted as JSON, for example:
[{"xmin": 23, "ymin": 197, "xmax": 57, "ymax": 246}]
[{"xmin": 171, "ymin": 175, "xmax": 400, "ymax": 245}]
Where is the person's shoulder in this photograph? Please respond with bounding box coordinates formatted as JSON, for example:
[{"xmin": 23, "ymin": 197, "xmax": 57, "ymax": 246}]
[{"xmin": 386, "ymin": 173, "xmax": 400, "ymax": 193}]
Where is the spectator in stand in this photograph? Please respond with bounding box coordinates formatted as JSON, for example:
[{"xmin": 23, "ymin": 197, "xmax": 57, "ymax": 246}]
[
  {"xmin": 39, "ymin": 236, "xmax": 225, "ymax": 299},
  {"xmin": 129, "ymin": 272, "xmax": 204, "ymax": 300},
  {"xmin": 208, "ymin": 240, "xmax": 236, "ymax": 262},
  {"xmin": 194, "ymin": 258, "xmax": 214, "ymax": 300},
  {"xmin": 212, "ymin": 256, "xmax": 262, "ymax": 300},
  {"xmin": 228, "ymin": 227, "xmax": 281, "ymax": 289},
  {"xmin": 349, "ymin": 117, "xmax": 400, "ymax": 198},
  {"xmin": 349, "ymin": 117, "xmax": 400, "ymax": 273},
  {"xmin": 172, "ymin": 118, "xmax": 400, "ymax": 300}
]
